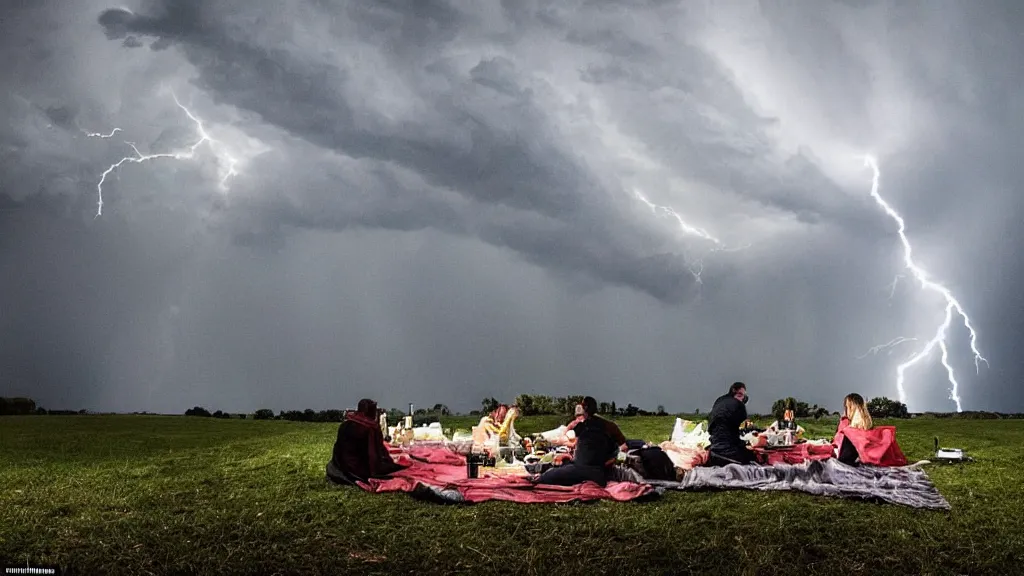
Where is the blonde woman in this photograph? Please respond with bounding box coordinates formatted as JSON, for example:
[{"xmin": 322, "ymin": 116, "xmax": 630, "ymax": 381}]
[
  {"xmin": 843, "ymin": 393, "xmax": 873, "ymax": 430},
  {"xmin": 832, "ymin": 393, "xmax": 908, "ymax": 467},
  {"xmin": 834, "ymin": 393, "xmax": 873, "ymax": 466}
]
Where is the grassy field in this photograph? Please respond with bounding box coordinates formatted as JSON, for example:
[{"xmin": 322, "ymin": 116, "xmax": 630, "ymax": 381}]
[{"xmin": 1, "ymin": 414, "xmax": 1022, "ymax": 576}]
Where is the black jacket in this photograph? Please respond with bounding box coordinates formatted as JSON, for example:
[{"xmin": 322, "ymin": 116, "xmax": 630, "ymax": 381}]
[{"xmin": 707, "ymin": 393, "xmax": 747, "ymax": 455}]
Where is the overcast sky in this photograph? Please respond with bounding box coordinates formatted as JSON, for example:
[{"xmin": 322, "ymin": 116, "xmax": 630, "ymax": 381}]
[{"xmin": 2, "ymin": 0, "xmax": 1022, "ymax": 415}]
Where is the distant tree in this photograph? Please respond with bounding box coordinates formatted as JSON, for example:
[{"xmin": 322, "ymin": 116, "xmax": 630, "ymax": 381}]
[
  {"xmin": 867, "ymin": 397, "xmax": 909, "ymax": 419},
  {"xmin": 185, "ymin": 406, "xmax": 212, "ymax": 417},
  {"xmin": 481, "ymin": 397, "xmax": 499, "ymax": 414},
  {"xmin": 386, "ymin": 408, "xmax": 406, "ymax": 425},
  {"xmin": 622, "ymin": 403, "xmax": 640, "ymax": 417},
  {"xmin": 280, "ymin": 410, "xmax": 305, "ymax": 422},
  {"xmin": 237, "ymin": 414, "xmax": 247, "ymax": 420},
  {"xmin": 610, "ymin": 401, "xmax": 617, "ymax": 415},
  {"xmin": 253, "ymin": 409, "xmax": 274, "ymax": 420},
  {"xmin": 530, "ymin": 395, "xmax": 556, "ymax": 415},
  {"xmin": 811, "ymin": 405, "xmax": 830, "ymax": 419},
  {"xmin": 656, "ymin": 405, "xmax": 667, "ymax": 416},
  {"xmin": 598, "ymin": 402, "xmax": 612, "ymax": 414},
  {"xmin": 212, "ymin": 410, "xmax": 224, "ymax": 418},
  {"xmin": 772, "ymin": 397, "xmax": 812, "ymax": 420},
  {"xmin": 431, "ymin": 404, "xmax": 451, "ymax": 416},
  {"xmin": 562, "ymin": 396, "xmax": 585, "ymax": 415},
  {"xmin": 35, "ymin": 406, "xmax": 47, "ymax": 415},
  {"xmin": 0, "ymin": 397, "xmax": 37, "ymax": 415},
  {"xmin": 514, "ymin": 394, "xmax": 535, "ymax": 416}
]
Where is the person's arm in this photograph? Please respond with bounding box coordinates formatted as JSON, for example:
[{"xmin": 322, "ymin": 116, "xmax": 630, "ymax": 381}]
[
  {"xmin": 606, "ymin": 419, "xmax": 627, "ymax": 451},
  {"xmin": 836, "ymin": 416, "xmax": 850, "ymax": 433},
  {"xmin": 369, "ymin": 428, "xmax": 406, "ymax": 475},
  {"xmin": 565, "ymin": 415, "xmax": 585, "ymax": 432}
]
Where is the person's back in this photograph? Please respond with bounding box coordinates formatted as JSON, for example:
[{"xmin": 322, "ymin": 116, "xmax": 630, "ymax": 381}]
[
  {"xmin": 571, "ymin": 414, "xmax": 623, "ymax": 467},
  {"xmin": 330, "ymin": 419, "xmax": 373, "ymax": 481},
  {"xmin": 534, "ymin": 396, "xmax": 626, "ymax": 487},
  {"xmin": 327, "ymin": 399, "xmax": 406, "ymax": 485},
  {"xmin": 707, "ymin": 382, "xmax": 754, "ymax": 464}
]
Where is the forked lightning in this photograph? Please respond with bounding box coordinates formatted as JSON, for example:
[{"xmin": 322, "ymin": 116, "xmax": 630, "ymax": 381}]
[{"xmin": 863, "ymin": 156, "xmax": 988, "ymax": 412}]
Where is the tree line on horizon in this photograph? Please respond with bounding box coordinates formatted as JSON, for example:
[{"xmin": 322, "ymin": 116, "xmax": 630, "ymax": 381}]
[
  {"xmin": 3, "ymin": 395, "xmax": 1020, "ymax": 420},
  {"xmin": 769, "ymin": 396, "xmax": 909, "ymax": 420},
  {"xmin": 0, "ymin": 397, "xmax": 86, "ymax": 416}
]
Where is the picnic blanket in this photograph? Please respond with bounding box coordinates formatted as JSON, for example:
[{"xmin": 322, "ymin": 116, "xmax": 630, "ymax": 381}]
[
  {"xmin": 754, "ymin": 442, "xmax": 835, "ymax": 466},
  {"xmin": 355, "ymin": 446, "xmax": 658, "ymax": 504},
  {"xmin": 646, "ymin": 458, "xmax": 949, "ymax": 510}
]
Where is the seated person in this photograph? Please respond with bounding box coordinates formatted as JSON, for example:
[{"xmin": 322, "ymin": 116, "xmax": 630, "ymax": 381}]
[
  {"xmin": 706, "ymin": 382, "xmax": 757, "ymax": 465},
  {"xmin": 491, "ymin": 404, "xmax": 520, "ymax": 443},
  {"xmin": 832, "ymin": 393, "xmax": 907, "ymax": 467},
  {"xmin": 765, "ymin": 405, "xmax": 804, "ymax": 442},
  {"xmin": 534, "ymin": 396, "xmax": 626, "ymax": 487},
  {"xmin": 472, "ymin": 403, "xmax": 521, "ymax": 448},
  {"xmin": 779, "ymin": 407, "xmax": 797, "ymax": 430},
  {"xmin": 326, "ymin": 399, "xmax": 408, "ymax": 485}
]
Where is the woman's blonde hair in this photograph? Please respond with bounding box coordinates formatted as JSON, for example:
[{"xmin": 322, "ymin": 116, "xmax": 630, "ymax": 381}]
[{"xmin": 844, "ymin": 393, "xmax": 873, "ymax": 430}]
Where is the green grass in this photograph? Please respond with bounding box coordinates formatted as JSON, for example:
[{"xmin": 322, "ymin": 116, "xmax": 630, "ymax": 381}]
[{"xmin": 1, "ymin": 415, "xmax": 1022, "ymax": 575}]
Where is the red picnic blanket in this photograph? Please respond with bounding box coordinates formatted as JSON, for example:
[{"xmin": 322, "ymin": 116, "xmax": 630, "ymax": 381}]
[
  {"xmin": 754, "ymin": 442, "xmax": 835, "ymax": 466},
  {"xmin": 361, "ymin": 446, "xmax": 654, "ymax": 503}
]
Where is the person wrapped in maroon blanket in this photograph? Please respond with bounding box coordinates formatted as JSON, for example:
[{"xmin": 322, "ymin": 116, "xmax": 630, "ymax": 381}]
[
  {"xmin": 326, "ymin": 399, "xmax": 408, "ymax": 485},
  {"xmin": 533, "ymin": 396, "xmax": 626, "ymax": 488},
  {"xmin": 832, "ymin": 393, "xmax": 907, "ymax": 467}
]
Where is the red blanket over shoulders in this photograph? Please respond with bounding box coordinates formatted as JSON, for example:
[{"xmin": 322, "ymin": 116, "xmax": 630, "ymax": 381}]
[{"xmin": 832, "ymin": 417, "xmax": 907, "ymax": 467}]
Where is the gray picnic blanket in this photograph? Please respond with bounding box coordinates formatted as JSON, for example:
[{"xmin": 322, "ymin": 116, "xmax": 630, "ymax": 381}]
[{"xmin": 646, "ymin": 458, "xmax": 950, "ymax": 510}]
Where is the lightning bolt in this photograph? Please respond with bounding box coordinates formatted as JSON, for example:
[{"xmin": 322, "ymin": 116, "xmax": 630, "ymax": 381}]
[
  {"xmin": 863, "ymin": 156, "xmax": 988, "ymax": 412},
  {"xmin": 856, "ymin": 336, "xmax": 918, "ymax": 359},
  {"xmin": 887, "ymin": 274, "xmax": 904, "ymax": 300},
  {"xmin": 633, "ymin": 189, "xmax": 721, "ymax": 245},
  {"xmin": 93, "ymin": 92, "xmax": 238, "ymax": 217},
  {"xmin": 632, "ymin": 188, "xmax": 750, "ymax": 285},
  {"xmin": 83, "ymin": 128, "xmax": 122, "ymax": 139}
]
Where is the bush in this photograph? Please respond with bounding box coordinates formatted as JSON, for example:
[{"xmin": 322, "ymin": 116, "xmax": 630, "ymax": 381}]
[
  {"xmin": 185, "ymin": 406, "xmax": 212, "ymax": 417},
  {"xmin": 771, "ymin": 398, "xmax": 811, "ymax": 420},
  {"xmin": 867, "ymin": 397, "xmax": 909, "ymax": 419},
  {"xmin": 484, "ymin": 394, "xmax": 642, "ymax": 417},
  {"xmin": 0, "ymin": 397, "xmax": 37, "ymax": 415},
  {"xmin": 253, "ymin": 409, "xmax": 274, "ymax": 420}
]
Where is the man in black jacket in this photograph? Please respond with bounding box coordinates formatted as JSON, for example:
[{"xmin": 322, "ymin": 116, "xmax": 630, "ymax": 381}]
[{"xmin": 707, "ymin": 382, "xmax": 756, "ymax": 465}]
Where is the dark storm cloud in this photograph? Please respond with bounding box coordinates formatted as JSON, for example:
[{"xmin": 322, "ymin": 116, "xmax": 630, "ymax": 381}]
[
  {"xmin": 1, "ymin": 0, "xmax": 1021, "ymax": 415},
  {"xmin": 93, "ymin": 0, "xmax": 714, "ymax": 302}
]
